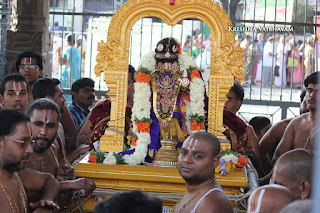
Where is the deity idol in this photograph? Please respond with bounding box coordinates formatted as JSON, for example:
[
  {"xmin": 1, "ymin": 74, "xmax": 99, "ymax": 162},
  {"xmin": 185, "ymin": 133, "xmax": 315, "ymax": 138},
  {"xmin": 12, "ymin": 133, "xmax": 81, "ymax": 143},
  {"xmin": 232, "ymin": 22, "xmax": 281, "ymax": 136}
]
[
  {"xmin": 129, "ymin": 37, "xmax": 206, "ymax": 164},
  {"xmin": 151, "ymin": 38, "xmax": 185, "ymax": 146},
  {"xmin": 101, "ymin": 37, "xmax": 206, "ymax": 165}
]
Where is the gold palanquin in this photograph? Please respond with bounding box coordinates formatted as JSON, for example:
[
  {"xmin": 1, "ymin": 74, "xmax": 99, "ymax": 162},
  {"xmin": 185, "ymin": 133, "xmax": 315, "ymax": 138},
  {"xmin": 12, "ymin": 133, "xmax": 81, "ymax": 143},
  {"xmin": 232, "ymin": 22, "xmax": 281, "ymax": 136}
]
[
  {"xmin": 94, "ymin": 0, "xmax": 244, "ymax": 152},
  {"xmin": 73, "ymin": 156, "xmax": 247, "ymax": 212},
  {"xmin": 73, "ymin": 0, "xmax": 246, "ymax": 211}
]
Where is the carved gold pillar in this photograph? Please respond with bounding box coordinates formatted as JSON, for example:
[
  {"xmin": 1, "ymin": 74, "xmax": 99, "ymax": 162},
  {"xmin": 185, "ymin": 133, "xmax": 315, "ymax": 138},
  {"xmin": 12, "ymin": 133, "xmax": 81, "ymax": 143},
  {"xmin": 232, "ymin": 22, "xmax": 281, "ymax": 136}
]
[
  {"xmin": 99, "ymin": 70, "xmax": 128, "ymax": 152},
  {"xmin": 207, "ymin": 75, "xmax": 234, "ymax": 138},
  {"xmin": 94, "ymin": 0, "xmax": 244, "ymax": 150}
]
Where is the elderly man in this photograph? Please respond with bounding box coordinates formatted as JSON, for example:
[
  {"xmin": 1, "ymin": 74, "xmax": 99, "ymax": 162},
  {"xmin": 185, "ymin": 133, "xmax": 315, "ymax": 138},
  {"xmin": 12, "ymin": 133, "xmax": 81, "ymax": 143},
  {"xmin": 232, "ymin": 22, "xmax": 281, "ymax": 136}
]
[
  {"xmin": 26, "ymin": 98, "xmax": 96, "ymax": 208},
  {"xmin": 174, "ymin": 132, "xmax": 233, "ymax": 213},
  {"xmin": 0, "ymin": 73, "xmax": 29, "ymax": 113},
  {"xmin": 16, "ymin": 51, "xmax": 43, "ymax": 103},
  {"xmin": 69, "ymin": 78, "xmax": 95, "ymax": 128},
  {"xmin": 272, "ymin": 149, "xmax": 313, "ymax": 200},
  {"xmin": 273, "ymin": 72, "xmax": 319, "ymax": 164},
  {"xmin": 0, "ymin": 110, "xmax": 59, "ymax": 212},
  {"xmin": 247, "ymin": 184, "xmax": 295, "ymax": 213}
]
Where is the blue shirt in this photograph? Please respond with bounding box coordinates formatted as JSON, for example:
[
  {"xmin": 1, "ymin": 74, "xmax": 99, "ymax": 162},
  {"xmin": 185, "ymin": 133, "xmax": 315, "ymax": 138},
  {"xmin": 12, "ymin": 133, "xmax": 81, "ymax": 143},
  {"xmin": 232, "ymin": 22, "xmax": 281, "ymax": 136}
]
[
  {"xmin": 61, "ymin": 46, "xmax": 81, "ymax": 88},
  {"xmin": 257, "ymin": 40, "xmax": 263, "ymax": 60},
  {"xmin": 68, "ymin": 102, "xmax": 89, "ymax": 128}
]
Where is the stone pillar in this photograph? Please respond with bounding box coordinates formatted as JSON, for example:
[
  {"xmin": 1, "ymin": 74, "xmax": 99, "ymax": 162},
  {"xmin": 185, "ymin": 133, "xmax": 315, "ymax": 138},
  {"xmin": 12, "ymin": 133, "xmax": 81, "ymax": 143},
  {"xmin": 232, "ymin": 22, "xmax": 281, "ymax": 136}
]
[{"xmin": 5, "ymin": 0, "xmax": 51, "ymax": 77}]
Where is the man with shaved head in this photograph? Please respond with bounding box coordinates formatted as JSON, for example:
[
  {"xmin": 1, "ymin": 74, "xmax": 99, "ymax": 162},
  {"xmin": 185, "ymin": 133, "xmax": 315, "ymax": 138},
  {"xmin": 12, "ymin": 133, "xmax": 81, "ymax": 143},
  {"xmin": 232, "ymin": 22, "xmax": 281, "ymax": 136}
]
[
  {"xmin": 272, "ymin": 149, "xmax": 313, "ymax": 200},
  {"xmin": 174, "ymin": 132, "xmax": 233, "ymax": 213},
  {"xmin": 247, "ymin": 184, "xmax": 295, "ymax": 213}
]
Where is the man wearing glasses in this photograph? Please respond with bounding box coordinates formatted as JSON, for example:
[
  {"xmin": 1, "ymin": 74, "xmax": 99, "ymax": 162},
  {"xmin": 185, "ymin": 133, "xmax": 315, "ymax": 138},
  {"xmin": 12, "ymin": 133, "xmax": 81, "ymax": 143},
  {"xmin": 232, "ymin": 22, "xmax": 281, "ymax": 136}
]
[
  {"xmin": 272, "ymin": 72, "xmax": 319, "ymax": 164},
  {"xmin": 0, "ymin": 110, "xmax": 60, "ymax": 212},
  {"xmin": 16, "ymin": 51, "xmax": 43, "ymax": 103},
  {"xmin": 0, "ymin": 73, "xmax": 29, "ymax": 113}
]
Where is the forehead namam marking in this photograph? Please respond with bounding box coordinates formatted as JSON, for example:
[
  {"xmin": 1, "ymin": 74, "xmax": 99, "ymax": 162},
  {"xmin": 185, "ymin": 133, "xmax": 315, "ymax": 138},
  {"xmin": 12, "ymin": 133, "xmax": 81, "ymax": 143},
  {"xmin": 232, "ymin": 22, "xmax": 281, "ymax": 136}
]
[
  {"xmin": 41, "ymin": 110, "xmax": 52, "ymax": 124},
  {"xmin": 10, "ymin": 81, "xmax": 25, "ymax": 96}
]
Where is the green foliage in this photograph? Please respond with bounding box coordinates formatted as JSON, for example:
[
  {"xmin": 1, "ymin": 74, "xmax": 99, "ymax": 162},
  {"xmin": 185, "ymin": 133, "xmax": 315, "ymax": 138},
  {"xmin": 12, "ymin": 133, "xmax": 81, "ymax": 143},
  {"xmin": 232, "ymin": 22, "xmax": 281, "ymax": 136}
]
[
  {"xmin": 131, "ymin": 132, "xmax": 137, "ymax": 138},
  {"xmin": 135, "ymin": 66, "xmax": 152, "ymax": 79},
  {"xmin": 133, "ymin": 117, "xmax": 153, "ymax": 123},
  {"xmin": 90, "ymin": 150, "xmax": 106, "ymax": 163},
  {"xmin": 186, "ymin": 65, "xmax": 198, "ymax": 75},
  {"xmin": 123, "ymin": 142, "xmax": 131, "ymax": 151},
  {"xmin": 113, "ymin": 152, "xmax": 127, "ymax": 164},
  {"xmin": 219, "ymin": 148, "xmax": 233, "ymax": 157},
  {"xmin": 292, "ymin": 0, "xmax": 315, "ymax": 34},
  {"xmin": 190, "ymin": 114, "xmax": 206, "ymax": 122},
  {"xmin": 218, "ymin": 148, "xmax": 248, "ymax": 158}
]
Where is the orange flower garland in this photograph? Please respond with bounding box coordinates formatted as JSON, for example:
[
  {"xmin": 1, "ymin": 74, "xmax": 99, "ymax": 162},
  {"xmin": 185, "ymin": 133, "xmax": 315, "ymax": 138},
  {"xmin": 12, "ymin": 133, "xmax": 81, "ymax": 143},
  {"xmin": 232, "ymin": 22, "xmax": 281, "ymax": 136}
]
[
  {"xmin": 190, "ymin": 69, "xmax": 201, "ymax": 81},
  {"xmin": 131, "ymin": 137, "xmax": 137, "ymax": 146},
  {"xmin": 135, "ymin": 72, "xmax": 150, "ymax": 85},
  {"xmin": 178, "ymin": 43, "xmax": 182, "ymax": 55},
  {"xmin": 136, "ymin": 121, "xmax": 150, "ymax": 133},
  {"xmin": 190, "ymin": 120, "xmax": 205, "ymax": 131}
]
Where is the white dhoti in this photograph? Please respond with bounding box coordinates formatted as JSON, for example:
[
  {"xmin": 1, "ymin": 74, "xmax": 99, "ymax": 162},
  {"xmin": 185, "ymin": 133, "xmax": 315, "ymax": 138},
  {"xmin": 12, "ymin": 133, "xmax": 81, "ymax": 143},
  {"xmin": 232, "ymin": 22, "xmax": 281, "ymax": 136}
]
[{"xmin": 255, "ymin": 61, "xmax": 262, "ymax": 81}]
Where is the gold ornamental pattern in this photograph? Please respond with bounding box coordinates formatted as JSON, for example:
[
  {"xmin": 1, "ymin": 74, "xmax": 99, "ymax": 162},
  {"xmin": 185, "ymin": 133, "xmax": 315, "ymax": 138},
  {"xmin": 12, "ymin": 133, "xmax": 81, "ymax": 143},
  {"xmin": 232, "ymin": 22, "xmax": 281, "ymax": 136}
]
[
  {"xmin": 100, "ymin": 72, "xmax": 127, "ymax": 152},
  {"xmin": 207, "ymin": 75, "xmax": 234, "ymax": 139},
  {"xmin": 95, "ymin": 0, "xmax": 244, "ymax": 151}
]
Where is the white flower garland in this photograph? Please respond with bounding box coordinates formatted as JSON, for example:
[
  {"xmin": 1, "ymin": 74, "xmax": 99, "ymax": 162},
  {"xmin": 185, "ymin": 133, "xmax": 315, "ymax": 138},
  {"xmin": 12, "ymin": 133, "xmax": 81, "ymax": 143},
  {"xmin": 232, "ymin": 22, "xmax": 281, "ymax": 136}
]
[
  {"xmin": 103, "ymin": 80, "xmax": 152, "ymax": 165},
  {"xmin": 103, "ymin": 52, "xmax": 205, "ymax": 165},
  {"xmin": 188, "ymin": 76, "xmax": 206, "ymax": 134},
  {"xmin": 138, "ymin": 52, "xmax": 156, "ymax": 73},
  {"xmin": 179, "ymin": 54, "xmax": 198, "ymax": 69}
]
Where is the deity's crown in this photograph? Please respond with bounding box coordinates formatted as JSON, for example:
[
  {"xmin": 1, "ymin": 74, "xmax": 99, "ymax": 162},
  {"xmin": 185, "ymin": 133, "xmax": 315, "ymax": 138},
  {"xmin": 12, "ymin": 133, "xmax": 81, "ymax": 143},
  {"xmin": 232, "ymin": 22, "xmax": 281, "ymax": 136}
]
[{"xmin": 155, "ymin": 37, "xmax": 179, "ymax": 63}]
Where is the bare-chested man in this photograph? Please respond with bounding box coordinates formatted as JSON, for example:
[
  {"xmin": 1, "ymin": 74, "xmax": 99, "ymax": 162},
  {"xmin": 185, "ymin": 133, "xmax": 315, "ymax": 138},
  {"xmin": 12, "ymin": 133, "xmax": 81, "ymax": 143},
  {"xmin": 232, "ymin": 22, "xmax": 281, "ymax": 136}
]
[
  {"xmin": 259, "ymin": 90, "xmax": 308, "ymax": 174},
  {"xmin": 272, "ymin": 149, "xmax": 313, "ymax": 200},
  {"xmin": 32, "ymin": 78, "xmax": 88, "ymax": 162},
  {"xmin": 272, "ymin": 72, "xmax": 319, "ymax": 164},
  {"xmin": 25, "ymin": 98, "xmax": 96, "ymax": 208},
  {"xmin": 247, "ymin": 184, "xmax": 295, "ymax": 213},
  {"xmin": 174, "ymin": 132, "xmax": 233, "ymax": 213},
  {"xmin": 0, "ymin": 73, "xmax": 29, "ymax": 113},
  {"xmin": 32, "ymin": 77, "xmax": 77, "ymax": 151},
  {"xmin": 0, "ymin": 110, "xmax": 59, "ymax": 213}
]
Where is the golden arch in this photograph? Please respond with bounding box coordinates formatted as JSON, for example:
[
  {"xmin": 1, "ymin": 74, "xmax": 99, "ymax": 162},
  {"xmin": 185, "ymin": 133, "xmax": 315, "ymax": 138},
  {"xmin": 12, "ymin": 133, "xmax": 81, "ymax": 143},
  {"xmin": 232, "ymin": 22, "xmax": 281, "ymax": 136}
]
[{"xmin": 95, "ymin": 0, "xmax": 244, "ymax": 151}]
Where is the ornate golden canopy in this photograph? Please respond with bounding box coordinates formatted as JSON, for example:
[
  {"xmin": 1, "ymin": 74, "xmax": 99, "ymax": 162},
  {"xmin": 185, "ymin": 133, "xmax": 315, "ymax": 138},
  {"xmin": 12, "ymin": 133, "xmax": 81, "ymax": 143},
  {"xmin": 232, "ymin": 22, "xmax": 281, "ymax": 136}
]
[{"xmin": 94, "ymin": 0, "xmax": 244, "ymax": 151}]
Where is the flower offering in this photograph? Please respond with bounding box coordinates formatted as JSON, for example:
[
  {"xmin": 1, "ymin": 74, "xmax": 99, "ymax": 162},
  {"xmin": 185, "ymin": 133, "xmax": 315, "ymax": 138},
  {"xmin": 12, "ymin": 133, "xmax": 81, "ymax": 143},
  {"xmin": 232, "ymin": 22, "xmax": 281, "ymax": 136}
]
[{"xmin": 215, "ymin": 149, "xmax": 248, "ymax": 176}]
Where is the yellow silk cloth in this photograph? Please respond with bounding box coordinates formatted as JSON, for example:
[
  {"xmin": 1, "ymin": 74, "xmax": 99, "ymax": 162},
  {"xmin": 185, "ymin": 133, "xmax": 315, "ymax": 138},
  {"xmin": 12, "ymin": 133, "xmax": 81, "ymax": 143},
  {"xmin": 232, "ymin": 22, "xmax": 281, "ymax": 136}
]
[{"xmin": 159, "ymin": 118, "xmax": 185, "ymax": 143}]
